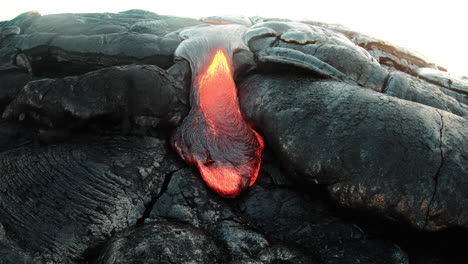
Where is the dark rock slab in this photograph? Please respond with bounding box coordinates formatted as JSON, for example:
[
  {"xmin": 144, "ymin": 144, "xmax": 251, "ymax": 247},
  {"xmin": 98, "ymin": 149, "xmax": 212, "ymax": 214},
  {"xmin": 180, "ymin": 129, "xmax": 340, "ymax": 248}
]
[
  {"xmin": 229, "ymin": 245, "xmax": 316, "ymax": 264},
  {"xmin": 417, "ymin": 68, "xmax": 468, "ymax": 95},
  {"xmin": 440, "ymin": 88, "xmax": 468, "ymax": 107},
  {"xmin": 1, "ymin": 31, "xmax": 180, "ymax": 77},
  {"xmin": 0, "ymin": 136, "xmax": 179, "ymax": 263},
  {"xmin": 0, "ymin": 46, "xmax": 33, "ymax": 73},
  {"xmin": 426, "ymin": 111, "xmax": 468, "ymax": 230},
  {"xmin": 150, "ymin": 167, "xmax": 241, "ymax": 230},
  {"xmin": 0, "ymin": 32, "xmax": 55, "ymax": 51},
  {"xmin": 246, "ymin": 21, "xmax": 388, "ymax": 91},
  {"xmin": 2, "ymin": 64, "xmax": 188, "ymax": 128},
  {"xmin": 49, "ymin": 33, "xmax": 179, "ymax": 60},
  {"xmin": 0, "ymin": 26, "xmax": 20, "ymax": 39},
  {"xmin": 218, "ymin": 220, "xmax": 270, "ymax": 258},
  {"xmin": 239, "ymin": 73, "xmax": 468, "ymax": 231},
  {"xmin": 150, "ymin": 166, "xmax": 408, "ymax": 263},
  {"xmin": 123, "ymin": 10, "xmax": 203, "ymax": 36},
  {"xmin": 384, "ymin": 71, "xmax": 468, "ymax": 118},
  {"xmin": 238, "ymin": 178, "xmax": 408, "ymax": 264},
  {"xmin": 166, "ymin": 60, "xmax": 191, "ymax": 105},
  {"xmin": 0, "ymin": 11, "xmax": 41, "ymax": 34},
  {"xmin": 128, "ymin": 17, "xmax": 202, "ymax": 36},
  {"xmin": 257, "ymin": 47, "xmax": 358, "ymax": 85},
  {"xmin": 150, "ymin": 167, "xmax": 278, "ymax": 261},
  {"xmin": 0, "ymin": 72, "xmax": 34, "ymax": 111},
  {"xmin": 247, "ymin": 36, "xmax": 277, "ymax": 54},
  {"xmin": 0, "ymin": 223, "xmax": 35, "ymax": 264},
  {"xmin": 276, "ymin": 40, "xmax": 388, "ymax": 91},
  {"xmin": 96, "ymin": 221, "xmax": 225, "ymax": 264},
  {"xmin": 0, "ymin": 121, "xmax": 35, "ymax": 152},
  {"xmin": 24, "ymin": 13, "xmax": 127, "ymax": 36},
  {"xmin": 24, "ymin": 10, "xmax": 202, "ymax": 37},
  {"xmin": 330, "ymin": 27, "xmax": 442, "ymax": 75},
  {"xmin": 242, "ymin": 27, "xmax": 277, "ymax": 47}
]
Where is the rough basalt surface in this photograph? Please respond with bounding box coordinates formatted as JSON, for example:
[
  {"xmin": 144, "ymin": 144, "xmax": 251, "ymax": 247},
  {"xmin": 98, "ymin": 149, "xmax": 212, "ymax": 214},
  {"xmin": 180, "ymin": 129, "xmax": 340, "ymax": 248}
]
[
  {"xmin": 0, "ymin": 135, "xmax": 182, "ymax": 263},
  {"xmin": 147, "ymin": 165, "xmax": 408, "ymax": 264},
  {"xmin": 96, "ymin": 221, "xmax": 225, "ymax": 264},
  {"xmin": 239, "ymin": 74, "xmax": 468, "ymax": 231},
  {"xmin": 2, "ymin": 64, "xmax": 188, "ymax": 128},
  {"xmin": 0, "ymin": 9, "xmax": 467, "ymax": 264}
]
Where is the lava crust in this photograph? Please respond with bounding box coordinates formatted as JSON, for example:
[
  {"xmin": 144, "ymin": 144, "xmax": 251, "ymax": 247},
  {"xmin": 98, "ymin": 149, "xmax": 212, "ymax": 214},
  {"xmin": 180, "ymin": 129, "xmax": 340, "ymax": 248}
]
[{"xmin": 171, "ymin": 27, "xmax": 263, "ymax": 198}]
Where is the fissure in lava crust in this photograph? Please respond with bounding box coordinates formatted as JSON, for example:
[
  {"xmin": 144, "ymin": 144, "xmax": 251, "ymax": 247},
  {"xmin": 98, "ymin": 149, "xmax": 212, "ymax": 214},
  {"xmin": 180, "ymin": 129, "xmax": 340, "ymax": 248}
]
[{"xmin": 171, "ymin": 49, "xmax": 264, "ymax": 198}]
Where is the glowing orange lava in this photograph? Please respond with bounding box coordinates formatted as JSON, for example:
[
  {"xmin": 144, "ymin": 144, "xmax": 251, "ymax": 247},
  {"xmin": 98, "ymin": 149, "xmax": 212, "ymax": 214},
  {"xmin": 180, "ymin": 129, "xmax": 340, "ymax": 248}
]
[
  {"xmin": 199, "ymin": 50, "xmax": 238, "ymax": 123},
  {"xmin": 185, "ymin": 49, "xmax": 263, "ymax": 197},
  {"xmin": 201, "ymin": 20, "xmax": 232, "ymax": 25}
]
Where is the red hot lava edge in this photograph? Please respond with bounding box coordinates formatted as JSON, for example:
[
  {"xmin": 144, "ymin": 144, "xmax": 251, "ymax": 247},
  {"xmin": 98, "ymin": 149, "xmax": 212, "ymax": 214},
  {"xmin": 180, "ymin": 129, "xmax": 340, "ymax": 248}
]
[{"xmin": 171, "ymin": 49, "xmax": 264, "ymax": 198}]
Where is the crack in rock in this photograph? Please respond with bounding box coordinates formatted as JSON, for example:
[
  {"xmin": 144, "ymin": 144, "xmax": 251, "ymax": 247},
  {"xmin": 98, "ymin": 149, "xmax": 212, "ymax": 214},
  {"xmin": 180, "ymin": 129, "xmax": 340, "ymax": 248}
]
[
  {"xmin": 424, "ymin": 110, "xmax": 445, "ymax": 229},
  {"xmin": 136, "ymin": 167, "xmax": 185, "ymax": 224}
]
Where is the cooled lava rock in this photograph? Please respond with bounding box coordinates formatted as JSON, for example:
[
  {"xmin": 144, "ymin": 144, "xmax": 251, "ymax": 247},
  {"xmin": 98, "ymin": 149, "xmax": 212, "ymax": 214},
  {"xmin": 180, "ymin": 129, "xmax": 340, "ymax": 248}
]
[
  {"xmin": 0, "ymin": 9, "xmax": 467, "ymax": 264},
  {"xmin": 239, "ymin": 73, "xmax": 468, "ymax": 231}
]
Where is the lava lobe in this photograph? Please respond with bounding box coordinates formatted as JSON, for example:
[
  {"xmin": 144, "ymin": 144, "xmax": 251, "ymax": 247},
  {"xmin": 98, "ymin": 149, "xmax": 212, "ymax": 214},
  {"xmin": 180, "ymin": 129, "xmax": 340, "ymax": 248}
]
[{"xmin": 171, "ymin": 47, "xmax": 263, "ymax": 198}]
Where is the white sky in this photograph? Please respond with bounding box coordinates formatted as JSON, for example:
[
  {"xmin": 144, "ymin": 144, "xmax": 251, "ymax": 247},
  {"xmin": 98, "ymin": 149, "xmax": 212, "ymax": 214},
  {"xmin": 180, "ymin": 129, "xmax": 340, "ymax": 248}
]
[{"xmin": 1, "ymin": 0, "xmax": 466, "ymax": 76}]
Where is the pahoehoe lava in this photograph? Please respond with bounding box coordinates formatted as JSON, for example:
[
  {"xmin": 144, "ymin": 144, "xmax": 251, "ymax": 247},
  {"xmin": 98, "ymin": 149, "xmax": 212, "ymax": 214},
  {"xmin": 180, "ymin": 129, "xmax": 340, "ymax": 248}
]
[
  {"xmin": 171, "ymin": 26, "xmax": 264, "ymax": 198},
  {"xmin": 1, "ymin": 10, "xmax": 467, "ymax": 263}
]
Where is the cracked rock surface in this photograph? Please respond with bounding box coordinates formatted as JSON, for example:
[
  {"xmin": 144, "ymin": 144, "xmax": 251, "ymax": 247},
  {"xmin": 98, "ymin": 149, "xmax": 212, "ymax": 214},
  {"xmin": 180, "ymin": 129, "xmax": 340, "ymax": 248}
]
[
  {"xmin": 2, "ymin": 64, "xmax": 188, "ymax": 128},
  {"xmin": 147, "ymin": 164, "xmax": 407, "ymax": 263},
  {"xmin": 96, "ymin": 221, "xmax": 225, "ymax": 264},
  {"xmin": 239, "ymin": 73, "xmax": 468, "ymax": 231},
  {"xmin": 0, "ymin": 136, "xmax": 181, "ymax": 263},
  {"xmin": 0, "ymin": 9, "xmax": 467, "ymax": 264}
]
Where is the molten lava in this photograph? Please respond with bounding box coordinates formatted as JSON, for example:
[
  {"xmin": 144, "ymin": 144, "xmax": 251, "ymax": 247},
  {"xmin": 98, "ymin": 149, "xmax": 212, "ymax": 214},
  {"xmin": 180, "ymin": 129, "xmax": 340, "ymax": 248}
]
[
  {"xmin": 201, "ymin": 20, "xmax": 232, "ymax": 25},
  {"xmin": 171, "ymin": 49, "xmax": 264, "ymax": 198},
  {"xmin": 199, "ymin": 50, "xmax": 238, "ymax": 127}
]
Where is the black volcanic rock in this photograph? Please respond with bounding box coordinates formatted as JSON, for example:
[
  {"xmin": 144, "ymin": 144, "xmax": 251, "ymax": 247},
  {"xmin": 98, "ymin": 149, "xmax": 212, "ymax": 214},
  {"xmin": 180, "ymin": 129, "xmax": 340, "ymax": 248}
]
[
  {"xmin": 318, "ymin": 25, "xmax": 444, "ymax": 75},
  {"xmin": 23, "ymin": 10, "xmax": 203, "ymax": 36},
  {"xmin": 0, "ymin": 72, "xmax": 34, "ymax": 111},
  {"xmin": 0, "ymin": 11, "xmax": 40, "ymax": 34},
  {"xmin": 239, "ymin": 73, "xmax": 468, "ymax": 231},
  {"xmin": 385, "ymin": 71, "xmax": 468, "ymax": 118},
  {"xmin": 96, "ymin": 221, "xmax": 225, "ymax": 264},
  {"xmin": 0, "ymin": 9, "xmax": 467, "ymax": 264},
  {"xmin": 0, "ymin": 32, "xmax": 180, "ymax": 77},
  {"xmin": 0, "ymin": 222, "xmax": 35, "ymax": 264},
  {"xmin": 416, "ymin": 67, "xmax": 468, "ymax": 95},
  {"xmin": 352, "ymin": 34, "xmax": 442, "ymax": 75},
  {"xmin": 0, "ymin": 137, "xmax": 181, "ymax": 263},
  {"xmin": 245, "ymin": 21, "xmax": 388, "ymax": 91},
  {"xmin": 149, "ymin": 166, "xmax": 408, "ymax": 263},
  {"xmin": 2, "ymin": 64, "xmax": 188, "ymax": 128},
  {"xmin": 0, "ymin": 26, "xmax": 20, "ymax": 40}
]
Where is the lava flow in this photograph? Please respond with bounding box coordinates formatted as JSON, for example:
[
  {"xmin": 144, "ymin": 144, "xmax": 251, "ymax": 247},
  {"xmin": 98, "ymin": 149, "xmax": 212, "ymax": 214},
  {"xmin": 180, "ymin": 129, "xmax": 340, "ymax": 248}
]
[
  {"xmin": 171, "ymin": 49, "xmax": 264, "ymax": 198},
  {"xmin": 201, "ymin": 20, "xmax": 232, "ymax": 25}
]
